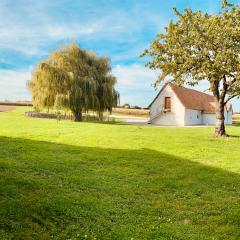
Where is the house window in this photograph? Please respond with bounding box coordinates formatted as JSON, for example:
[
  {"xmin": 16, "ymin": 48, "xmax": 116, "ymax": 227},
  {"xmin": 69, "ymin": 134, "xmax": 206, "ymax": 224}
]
[{"xmin": 164, "ymin": 97, "xmax": 171, "ymax": 111}]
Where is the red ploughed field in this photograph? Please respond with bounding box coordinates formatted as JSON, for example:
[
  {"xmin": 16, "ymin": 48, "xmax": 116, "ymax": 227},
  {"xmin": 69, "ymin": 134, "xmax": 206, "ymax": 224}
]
[{"xmin": 0, "ymin": 106, "xmax": 15, "ymax": 112}]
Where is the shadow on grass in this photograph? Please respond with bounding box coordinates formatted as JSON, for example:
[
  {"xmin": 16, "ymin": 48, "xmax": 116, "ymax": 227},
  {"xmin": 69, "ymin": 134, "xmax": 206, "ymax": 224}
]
[
  {"xmin": 0, "ymin": 136, "xmax": 240, "ymax": 239},
  {"xmin": 227, "ymin": 135, "xmax": 240, "ymax": 138},
  {"xmin": 80, "ymin": 119, "xmax": 123, "ymax": 125}
]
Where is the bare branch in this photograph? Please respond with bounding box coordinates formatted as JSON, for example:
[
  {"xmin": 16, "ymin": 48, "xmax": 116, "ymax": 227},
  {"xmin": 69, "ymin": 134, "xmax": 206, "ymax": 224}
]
[{"xmin": 224, "ymin": 94, "xmax": 238, "ymax": 104}]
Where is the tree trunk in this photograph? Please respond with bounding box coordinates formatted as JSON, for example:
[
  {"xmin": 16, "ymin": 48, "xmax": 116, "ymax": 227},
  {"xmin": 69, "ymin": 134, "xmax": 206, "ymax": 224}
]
[
  {"xmin": 73, "ymin": 110, "xmax": 82, "ymax": 122},
  {"xmin": 215, "ymin": 99, "xmax": 226, "ymax": 137},
  {"xmin": 98, "ymin": 112, "xmax": 103, "ymax": 121}
]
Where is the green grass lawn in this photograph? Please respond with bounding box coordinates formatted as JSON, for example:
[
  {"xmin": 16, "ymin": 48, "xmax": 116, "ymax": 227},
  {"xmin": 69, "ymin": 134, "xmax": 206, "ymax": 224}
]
[{"xmin": 1, "ymin": 107, "xmax": 240, "ymax": 239}]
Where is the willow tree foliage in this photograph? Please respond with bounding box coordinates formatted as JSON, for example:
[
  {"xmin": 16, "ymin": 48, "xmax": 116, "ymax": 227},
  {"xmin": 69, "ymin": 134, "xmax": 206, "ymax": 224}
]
[
  {"xmin": 142, "ymin": 0, "xmax": 240, "ymax": 136},
  {"xmin": 91, "ymin": 57, "xmax": 119, "ymax": 119},
  {"xmin": 28, "ymin": 44, "xmax": 119, "ymax": 121}
]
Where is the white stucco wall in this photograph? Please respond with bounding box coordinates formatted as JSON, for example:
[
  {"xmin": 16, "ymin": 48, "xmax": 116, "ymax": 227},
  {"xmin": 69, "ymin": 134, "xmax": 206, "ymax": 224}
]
[
  {"xmin": 150, "ymin": 85, "xmax": 185, "ymax": 126},
  {"xmin": 224, "ymin": 109, "xmax": 232, "ymax": 125},
  {"xmin": 184, "ymin": 109, "xmax": 203, "ymax": 125},
  {"xmin": 202, "ymin": 110, "xmax": 232, "ymax": 125},
  {"xmin": 202, "ymin": 113, "xmax": 216, "ymax": 125}
]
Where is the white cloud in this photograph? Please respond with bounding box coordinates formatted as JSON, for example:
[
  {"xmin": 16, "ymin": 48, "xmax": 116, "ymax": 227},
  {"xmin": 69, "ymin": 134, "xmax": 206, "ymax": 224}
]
[
  {"xmin": 112, "ymin": 64, "xmax": 161, "ymax": 107},
  {"xmin": 0, "ymin": 22, "xmax": 117, "ymax": 56},
  {"xmin": 113, "ymin": 64, "xmax": 159, "ymax": 89},
  {"xmin": 0, "ymin": 69, "xmax": 31, "ymax": 101},
  {"xmin": 0, "ymin": 2, "xmax": 124, "ymax": 56}
]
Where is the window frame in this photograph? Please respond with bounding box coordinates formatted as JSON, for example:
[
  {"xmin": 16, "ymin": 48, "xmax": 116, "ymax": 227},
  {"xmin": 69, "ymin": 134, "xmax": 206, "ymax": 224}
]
[{"xmin": 164, "ymin": 97, "xmax": 171, "ymax": 111}]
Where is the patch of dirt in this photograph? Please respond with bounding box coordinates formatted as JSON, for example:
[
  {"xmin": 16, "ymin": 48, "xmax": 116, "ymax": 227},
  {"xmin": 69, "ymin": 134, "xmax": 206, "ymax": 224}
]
[
  {"xmin": 179, "ymin": 219, "xmax": 191, "ymax": 225},
  {"xmin": 0, "ymin": 106, "xmax": 15, "ymax": 112}
]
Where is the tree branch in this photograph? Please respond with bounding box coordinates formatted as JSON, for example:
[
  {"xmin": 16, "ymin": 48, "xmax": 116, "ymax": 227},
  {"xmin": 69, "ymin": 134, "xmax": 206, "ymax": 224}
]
[
  {"xmin": 211, "ymin": 80, "xmax": 220, "ymax": 100},
  {"xmin": 220, "ymin": 75, "xmax": 228, "ymax": 102},
  {"xmin": 224, "ymin": 94, "xmax": 238, "ymax": 104},
  {"xmin": 227, "ymin": 74, "xmax": 237, "ymax": 85}
]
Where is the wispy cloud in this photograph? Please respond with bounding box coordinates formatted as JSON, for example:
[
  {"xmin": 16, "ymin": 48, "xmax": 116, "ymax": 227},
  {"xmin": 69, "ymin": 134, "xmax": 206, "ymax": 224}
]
[
  {"xmin": 0, "ymin": 69, "xmax": 31, "ymax": 101},
  {"xmin": 0, "ymin": 0, "xmax": 169, "ymax": 58},
  {"xmin": 112, "ymin": 64, "xmax": 159, "ymax": 106},
  {"xmin": 113, "ymin": 64, "xmax": 158, "ymax": 90}
]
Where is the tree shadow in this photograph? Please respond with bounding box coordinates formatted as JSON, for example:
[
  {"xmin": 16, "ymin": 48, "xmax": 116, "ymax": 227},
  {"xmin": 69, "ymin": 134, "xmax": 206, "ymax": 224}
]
[
  {"xmin": 0, "ymin": 136, "xmax": 240, "ymax": 239},
  {"xmin": 227, "ymin": 135, "xmax": 240, "ymax": 138}
]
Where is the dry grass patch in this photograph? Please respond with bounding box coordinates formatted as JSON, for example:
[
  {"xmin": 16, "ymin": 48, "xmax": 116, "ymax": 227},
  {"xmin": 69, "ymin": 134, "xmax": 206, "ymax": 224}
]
[
  {"xmin": 233, "ymin": 113, "xmax": 240, "ymax": 120},
  {"xmin": 112, "ymin": 107, "xmax": 149, "ymax": 116}
]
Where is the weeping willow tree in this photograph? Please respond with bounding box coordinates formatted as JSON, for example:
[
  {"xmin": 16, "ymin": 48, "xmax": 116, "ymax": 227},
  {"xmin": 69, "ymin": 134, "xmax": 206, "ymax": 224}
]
[
  {"xmin": 28, "ymin": 43, "xmax": 119, "ymax": 121},
  {"xmin": 89, "ymin": 56, "xmax": 119, "ymax": 119}
]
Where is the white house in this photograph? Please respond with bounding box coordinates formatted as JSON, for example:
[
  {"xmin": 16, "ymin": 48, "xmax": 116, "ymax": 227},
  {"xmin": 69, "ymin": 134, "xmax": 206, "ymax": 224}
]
[{"xmin": 148, "ymin": 83, "xmax": 233, "ymax": 126}]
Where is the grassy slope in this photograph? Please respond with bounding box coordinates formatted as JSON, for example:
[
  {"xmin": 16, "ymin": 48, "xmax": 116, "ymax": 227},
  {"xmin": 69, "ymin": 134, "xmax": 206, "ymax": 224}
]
[{"xmin": 0, "ymin": 107, "xmax": 240, "ymax": 240}]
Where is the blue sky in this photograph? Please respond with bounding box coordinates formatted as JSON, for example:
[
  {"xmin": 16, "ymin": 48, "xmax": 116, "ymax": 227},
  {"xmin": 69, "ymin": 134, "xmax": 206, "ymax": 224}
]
[{"xmin": 0, "ymin": 0, "xmax": 239, "ymax": 110}]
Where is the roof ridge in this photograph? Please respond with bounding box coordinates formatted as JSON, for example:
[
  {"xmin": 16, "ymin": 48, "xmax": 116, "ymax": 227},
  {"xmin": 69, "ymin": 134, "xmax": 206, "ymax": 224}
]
[{"xmin": 169, "ymin": 83, "xmax": 213, "ymax": 98}]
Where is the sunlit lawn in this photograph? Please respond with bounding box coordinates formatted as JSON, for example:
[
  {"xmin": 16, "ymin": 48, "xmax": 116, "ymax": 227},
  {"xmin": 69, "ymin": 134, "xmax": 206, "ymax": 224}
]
[{"xmin": 0, "ymin": 107, "xmax": 240, "ymax": 239}]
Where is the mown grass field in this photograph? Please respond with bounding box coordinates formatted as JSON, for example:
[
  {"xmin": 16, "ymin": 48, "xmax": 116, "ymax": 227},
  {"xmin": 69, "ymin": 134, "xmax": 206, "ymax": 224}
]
[{"xmin": 1, "ymin": 107, "xmax": 240, "ymax": 239}]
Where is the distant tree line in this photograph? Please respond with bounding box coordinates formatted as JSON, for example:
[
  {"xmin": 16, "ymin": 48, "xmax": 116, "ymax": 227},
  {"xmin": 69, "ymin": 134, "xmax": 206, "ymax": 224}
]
[
  {"xmin": 28, "ymin": 44, "xmax": 119, "ymax": 121},
  {"xmin": 121, "ymin": 103, "xmax": 143, "ymax": 109}
]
